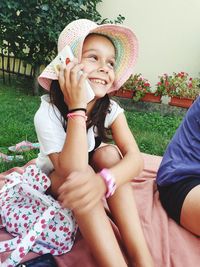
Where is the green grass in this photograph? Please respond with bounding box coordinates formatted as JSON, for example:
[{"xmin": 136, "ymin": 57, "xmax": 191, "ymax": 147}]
[
  {"xmin": 0, "ymin": 78, "xmax": 41, "ymax": 172},
  {"xmin": 0, "ymin": 79, "xmax": 184, "ymax": 172},
  {"xmin": 125, "ymin": 111, "xmax": 183, "ymax": 155}
]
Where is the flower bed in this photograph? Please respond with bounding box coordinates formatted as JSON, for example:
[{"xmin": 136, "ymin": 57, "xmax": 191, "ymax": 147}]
[
  {"xmin": 114, "ymin": 72, "xmax": 200, "ymax": 108},
  {"xmin": 156, "ymin": 72, "xmax": 200, "ymax": 100}
]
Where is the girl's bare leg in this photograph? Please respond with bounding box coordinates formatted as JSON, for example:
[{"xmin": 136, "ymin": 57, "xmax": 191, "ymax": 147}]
[
  {"xmin": 180, "ymin": 185, "xmax": 200, "ymax": 236},
  {"xmin": 107, "ymin": 184, "xmax": 153, "ymax": 267},
  {"xmin": 91, "ymin": 145, "xmax": 153, "ymax": 267},
  {"xmin": 73, "ymin": 202, "xmax": 128, "ymax": 267},
  {"xmin": 49, "ymin": 169, "xmax": 127, "ymax": 267}
]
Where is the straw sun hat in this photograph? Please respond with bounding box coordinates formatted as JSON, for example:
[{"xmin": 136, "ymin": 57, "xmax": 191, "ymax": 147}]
[{"xmin": 38, "ymin": 19, "xmax": 138, "ymax": 93}]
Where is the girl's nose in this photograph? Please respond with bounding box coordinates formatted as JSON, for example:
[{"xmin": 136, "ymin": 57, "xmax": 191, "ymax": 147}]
[
  {"xmin": 98, "ymin": 59, "xmax": 109, "ymax": 73},
  {"xmin": 98, "ymin": 61, "xmax": 109, "ymax": 73}
]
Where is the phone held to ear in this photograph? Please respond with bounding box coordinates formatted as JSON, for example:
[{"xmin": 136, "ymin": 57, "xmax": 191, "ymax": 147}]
[
  {"xmin": 52, "ymin": 45, "xmax": 95, "ymax": 103},
  {"xmin": 16, "ymin": 253, "xmax": 58, "ymax": 267}
]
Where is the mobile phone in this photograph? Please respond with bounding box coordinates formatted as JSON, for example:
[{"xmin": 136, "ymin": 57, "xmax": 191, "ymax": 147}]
[
  {"xmin": 16, "ymin": 253, "xmax": 57, "ymax": 267},
  {"xmin": 52, "ymin": 45, "xmax": 95, "ymax": 103}
]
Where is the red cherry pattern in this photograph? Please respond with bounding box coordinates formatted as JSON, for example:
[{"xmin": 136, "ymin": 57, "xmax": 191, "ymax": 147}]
[{"xmin": 0, "ymin": 164, "xmax": 78, "ymax": 266}]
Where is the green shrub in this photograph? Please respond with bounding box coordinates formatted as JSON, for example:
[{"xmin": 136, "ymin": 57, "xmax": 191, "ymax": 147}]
[{"xmin": 0, "ymin": 0, "xmax": 124, "ymax": 67}]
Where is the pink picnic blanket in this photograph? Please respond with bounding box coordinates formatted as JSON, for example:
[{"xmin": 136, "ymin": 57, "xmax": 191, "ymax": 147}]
[{"xmin": 0, "ymin": 153, "xmax": 200, "ymax": 266}]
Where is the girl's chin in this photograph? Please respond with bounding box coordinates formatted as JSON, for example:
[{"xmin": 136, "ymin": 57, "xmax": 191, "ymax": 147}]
[
  {"xmin": 93, "ymin": 91, "xmax": 109, "ymax": 99},
  {"xmin": 91, "ymin": 86, "xmax": 110, "ymax": 98}
]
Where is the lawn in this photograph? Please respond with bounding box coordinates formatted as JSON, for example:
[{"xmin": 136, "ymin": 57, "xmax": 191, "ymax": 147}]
[{"xmin": 0, "ymin": 79, "xmax": 184, "ymax": 172}]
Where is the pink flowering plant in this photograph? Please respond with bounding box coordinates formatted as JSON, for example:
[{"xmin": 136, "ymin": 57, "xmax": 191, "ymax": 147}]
[
  {"xmin": 128, "ymin": 73, "xmax": 152, "ymax": 102},
  {"xmin": 156, "ymin": 72, "xmax": 200, "ymax": 99},
  {"xmin": 156, "ymin": 73, "xmax": 171, "ymax": 96}
]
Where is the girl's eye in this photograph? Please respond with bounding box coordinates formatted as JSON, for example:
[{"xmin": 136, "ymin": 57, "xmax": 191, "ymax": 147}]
[
  {"xmin": 88, "ymin": 55, "xmax": 97, "ymax": 61},
  {"xmin": 108, "ymin": 61, "xmax": 115, "ymax": 69}
]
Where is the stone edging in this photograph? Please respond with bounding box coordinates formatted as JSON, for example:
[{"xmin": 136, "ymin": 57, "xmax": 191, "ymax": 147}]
[{"xmin": 112, "ymin": 97, "xmax": 188, "ymax": 117}]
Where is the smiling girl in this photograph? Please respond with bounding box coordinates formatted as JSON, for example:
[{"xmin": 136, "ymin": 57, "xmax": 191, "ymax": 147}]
[{"xmin": 35, "ymin": 19, "xmax": 153, "ymax": 267}]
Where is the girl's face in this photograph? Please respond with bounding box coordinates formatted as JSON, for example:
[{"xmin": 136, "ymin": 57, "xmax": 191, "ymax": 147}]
[{"xmin": 81, "ymin": 34, "xmax": 116, "ymax": 98}]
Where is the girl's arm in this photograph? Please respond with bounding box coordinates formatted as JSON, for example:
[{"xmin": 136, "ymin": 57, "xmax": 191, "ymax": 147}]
[
  {"xmin": 46, "ymin": 62, "xmax": 90, "ymax": 196},
  {"xmin": 58, "ymin": 112, "xmax": 143, "ymax": 211},
  {"xmin": 48, "ymin": 113, "xmax": 88, "ymax": 197},
  {"xmin": 49, "ymin": 111, "xmax": 88, "ymax": 177},
  {"xmin": 49, "ymin": 62, "xmax": 89, "ymax": 178},
  {"xmin": 106, "ymin": 112, "xmax": 143, "ymax": 186}
]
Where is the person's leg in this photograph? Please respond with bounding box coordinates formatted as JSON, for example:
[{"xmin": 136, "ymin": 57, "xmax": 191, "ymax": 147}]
[
  {"xmin": 90, "ymin": 145, "xmax": 153, "ymax": 266},
  {"xmin": 74, "ymin": 203, "xmax": 127, "ymax": 267},
  {"xmin": 90, "ymin": 143, "xmax": 122, "ymax": 171},
  {"xmin": 180, "ymin": 185, "xmax": 200, "ymax": 236},
  {"xmin": 107, "ymin": 183, "xmax": 153, "ymax": 267},
  {"xmin": 49, "ymin": 161, "xmax": 127, "ymax": 267}
]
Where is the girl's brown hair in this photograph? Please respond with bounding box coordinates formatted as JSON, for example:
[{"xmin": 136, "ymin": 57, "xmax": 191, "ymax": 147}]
[{"xmin": 49, "ymin": 80, "xmax": 111, "ymax": 142}]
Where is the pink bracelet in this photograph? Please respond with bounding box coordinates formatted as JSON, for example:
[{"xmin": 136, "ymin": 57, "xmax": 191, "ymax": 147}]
[
  {"xmin": 67, "ymin": 112, "xmax": 88, "ymax": 121},
  {"xmin": 99, "ymin": 168, "xmax": 116, "ymax": 198}
]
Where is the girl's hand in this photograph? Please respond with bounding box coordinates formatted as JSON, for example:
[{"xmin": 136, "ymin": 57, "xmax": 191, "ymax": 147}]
[
  {"xmin": 58, "ymin": 170, "xmax": 107, "ymax": 214},
  {"xmin": 57, "ymin": 60, "xmax": 88, "ymax": 109}
]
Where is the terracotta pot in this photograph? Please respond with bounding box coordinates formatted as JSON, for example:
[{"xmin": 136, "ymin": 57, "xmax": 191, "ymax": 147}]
[
  {"xmin": 169, "ymin": 96, "xmax": 193, "ymax": 108},
  {"xmin": 141, "ymin": 92, "xmax": 161, "ymax": 103},
  {"xmin": 113, "ymin": 88, "xmax": 133, "ymax": 99}
]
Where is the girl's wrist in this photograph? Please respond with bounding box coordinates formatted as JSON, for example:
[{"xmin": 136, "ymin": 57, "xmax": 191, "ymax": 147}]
[
  {"xmin": 68, "ymin": 102, "xmax": 87, "ymax": 111},
  {"xmin": 99, "ymin": 168, "xmax": 116, "ymax": 198},
  {"xmin": 67, "ymin": 112, "xmax": 87, "ymax": 121},
  {"xmin": 68, "ymin": 108, "xmax": 87, "ymax": 113}
]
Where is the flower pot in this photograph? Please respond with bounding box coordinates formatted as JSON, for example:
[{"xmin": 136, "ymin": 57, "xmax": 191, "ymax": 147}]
[
  {"xmin": 169, "ymin": 96, "xmax": 193, "ymax": 108},
  {"xmin": 113, "ymin": 88, "xmax": 133, "ymax": 99},
  {"xmin": 141, "ymin": 92, "xmax": 161, "ymax": 103}
]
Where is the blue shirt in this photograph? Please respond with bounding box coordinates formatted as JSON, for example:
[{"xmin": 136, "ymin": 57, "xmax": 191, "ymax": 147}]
[{"xmin": 157, "ymin": 96, "xmax": 200, "ymax": 186}]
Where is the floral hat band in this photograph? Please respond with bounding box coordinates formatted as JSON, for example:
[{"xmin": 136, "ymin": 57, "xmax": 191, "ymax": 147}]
[{"xmin": 38, "ymin": 19, "xmax": 139, "ymax": 93}]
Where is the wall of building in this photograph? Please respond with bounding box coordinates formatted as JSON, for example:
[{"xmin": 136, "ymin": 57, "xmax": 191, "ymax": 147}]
[{"xmin": 98, "ymin": 0, "xmax": 200, "ymax": 88}]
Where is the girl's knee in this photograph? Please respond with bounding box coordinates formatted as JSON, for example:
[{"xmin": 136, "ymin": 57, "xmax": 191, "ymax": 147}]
[{"xmin": 91, "ymin": 145, "xmax": 121, "ymax": 171}]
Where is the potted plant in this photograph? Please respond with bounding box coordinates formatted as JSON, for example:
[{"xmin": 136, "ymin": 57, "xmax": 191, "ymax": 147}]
[
  {"xmin": 161, "ymin": 71, "xmax": 200, "ymax": 108},
  {"xmin": 113, "ymin": 73, "xmax": 158, "ymax": 101},
  {"xmin": 156, "ymin": 73, "xmax": 172, "ymax": 97},
  {"xmin": 157, "ymin": 72, "xmax": 200, "ymax": 108},
  {"xmin": 114, "ymin": 74, "xmax": 136, "ymax": 98},
  {"xmin": 131, "ymin": 73, "xmax": 161, "ymax": 102}
]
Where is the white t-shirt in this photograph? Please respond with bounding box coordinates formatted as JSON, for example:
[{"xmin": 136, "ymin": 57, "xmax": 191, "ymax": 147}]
[{"xmin": 34, "ymin": 95, "xmax": 124, "ymax": 174}]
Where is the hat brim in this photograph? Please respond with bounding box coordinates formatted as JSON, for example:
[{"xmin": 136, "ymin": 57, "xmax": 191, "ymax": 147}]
[{"xmin": 38, "ymin": 20, "xmax": 138, "ymax": 93}]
